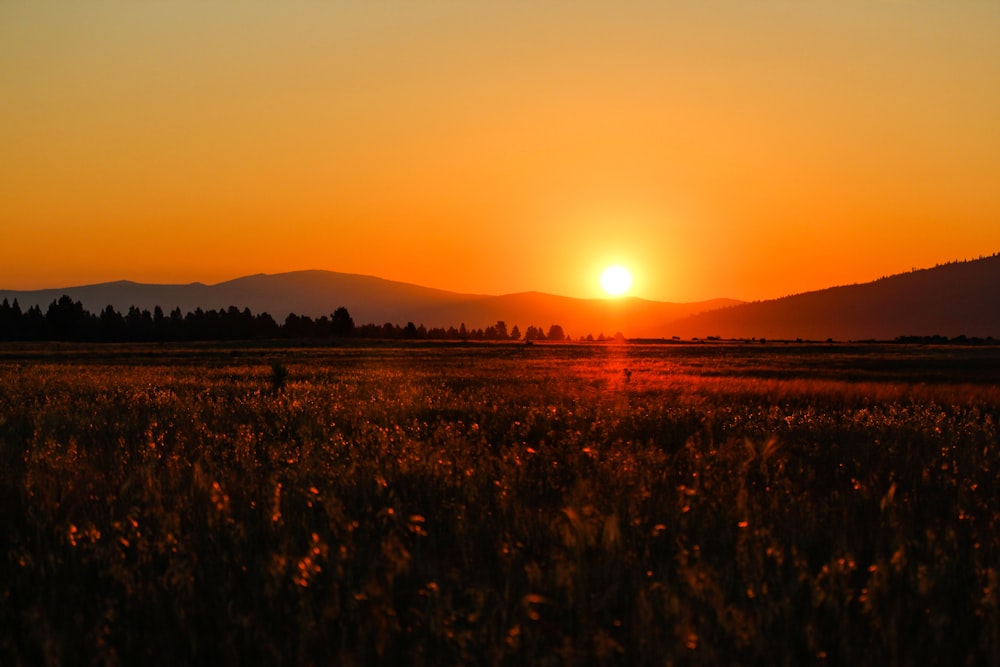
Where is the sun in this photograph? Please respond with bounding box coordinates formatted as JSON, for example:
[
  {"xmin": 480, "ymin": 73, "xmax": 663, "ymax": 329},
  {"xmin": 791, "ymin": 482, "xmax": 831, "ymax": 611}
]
[{"xmin": 600, "ymin": 265, "xmax": 632, "ymax": 296}]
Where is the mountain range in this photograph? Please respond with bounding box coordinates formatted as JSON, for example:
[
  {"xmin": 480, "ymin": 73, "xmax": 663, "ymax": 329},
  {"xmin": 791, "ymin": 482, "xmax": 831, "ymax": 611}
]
[
  {"xmin": 669, "ymin": 255, "xmax": 1000, "ymax": 340},
  {"xmin": 0, "ymin": 271, "xmax": 738, "ymax": 339},
  {"xmin": 2, "ymin": 254, "xmax": 998, "ymax": 340}
]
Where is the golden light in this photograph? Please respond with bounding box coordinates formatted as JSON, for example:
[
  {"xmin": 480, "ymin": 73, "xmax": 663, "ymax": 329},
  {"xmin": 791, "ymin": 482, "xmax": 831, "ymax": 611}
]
[{"xmin": 600, "ymin": 265, "xmax": 632, "ymax": 296}]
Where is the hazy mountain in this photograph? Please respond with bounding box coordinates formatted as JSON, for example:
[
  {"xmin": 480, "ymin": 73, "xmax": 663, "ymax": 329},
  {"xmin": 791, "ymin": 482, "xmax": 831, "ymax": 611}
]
[
  {"xmin": 0, "ymin": 270, "xmax": 738, "ymax": 338},
  {"xmin": 666, "ymin": 255, "xmax": 1000, "ymax": 340},
  {"xmin": 7, "ymin": 255, "xmax": 994, "ymax": 340}
]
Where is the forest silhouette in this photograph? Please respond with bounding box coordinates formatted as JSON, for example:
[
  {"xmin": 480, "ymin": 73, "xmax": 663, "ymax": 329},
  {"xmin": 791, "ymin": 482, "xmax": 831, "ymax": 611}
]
[{"xmin": 0, "ymin": 295, "xmax": 579, "ymax": 343}]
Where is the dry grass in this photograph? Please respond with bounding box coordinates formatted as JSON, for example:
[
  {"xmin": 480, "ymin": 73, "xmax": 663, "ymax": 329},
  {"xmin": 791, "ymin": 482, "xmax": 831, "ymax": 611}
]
[{"xmin": 1, "ymin": 342, "xmax": 999, "ymax": 665}]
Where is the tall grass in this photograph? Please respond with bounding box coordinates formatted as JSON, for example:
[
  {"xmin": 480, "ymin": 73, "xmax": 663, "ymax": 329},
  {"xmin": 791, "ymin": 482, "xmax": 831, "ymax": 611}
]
[{"xmin": 1, "ymin": 343, "xmax": 998, "ymax": 665}]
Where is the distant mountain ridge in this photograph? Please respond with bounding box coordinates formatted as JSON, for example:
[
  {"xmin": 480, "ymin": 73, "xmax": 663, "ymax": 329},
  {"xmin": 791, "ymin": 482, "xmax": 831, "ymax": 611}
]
[
  {"xmin": 3, "ymin": 255, "xmax": 998, "ymax": 340},
  {"xmin": 667, "ymin": 254, "xmax": 1000, "ymax": 340},
  {"xmin": 0, "ymin": 270, "xmax": 739, "ymax": 339}
]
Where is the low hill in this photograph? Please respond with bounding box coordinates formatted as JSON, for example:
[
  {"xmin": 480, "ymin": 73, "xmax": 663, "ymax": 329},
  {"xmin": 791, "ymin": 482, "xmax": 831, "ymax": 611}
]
[
  {"xmin": 668, "ymin": 255, "xmax": 1000, "ymax": 340},
  {"xmin": 0, "ymin": 270, "xmax": 739, "ymax": 338}
]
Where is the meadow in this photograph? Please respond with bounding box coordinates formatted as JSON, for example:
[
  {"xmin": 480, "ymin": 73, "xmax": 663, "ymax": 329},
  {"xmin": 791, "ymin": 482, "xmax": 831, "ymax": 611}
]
[{"xmin": 2, "ymin": 341, "xmax": 999, "ymax": 665}]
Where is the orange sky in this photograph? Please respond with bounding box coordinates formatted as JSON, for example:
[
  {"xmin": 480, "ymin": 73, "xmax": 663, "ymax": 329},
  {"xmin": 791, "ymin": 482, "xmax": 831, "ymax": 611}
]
[{"xmin": 2, "ymin": 1, "xmax": 999, "ymax": 302}]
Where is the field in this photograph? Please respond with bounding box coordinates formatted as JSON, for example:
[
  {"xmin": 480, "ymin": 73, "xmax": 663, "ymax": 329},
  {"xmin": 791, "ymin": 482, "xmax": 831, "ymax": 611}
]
[{"xmin": 2, "ymin": 341, "xmax": 999, "ymax": 665}]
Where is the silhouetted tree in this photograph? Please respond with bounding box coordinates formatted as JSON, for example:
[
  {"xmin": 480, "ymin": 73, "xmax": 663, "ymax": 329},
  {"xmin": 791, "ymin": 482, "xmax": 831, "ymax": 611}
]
[
  {"xmin": 0, "ymin": 298, "xmax": 20, "ymax": 340},
  {"xmin": 99, "ymin": 305, "xmax": 127, "ymax": 341},
  {"xmin": 167, "ymin": 308, "xmax": 184, "ymax": 340},
  {"xmin": 509, "ymin": 324, "xmax": 521, "ymax": 341},
  {"xmin": 126, "ymin": 306, "xmax": 154, "ymax": 341},
  {"xmin": 331, "ymin": 307, "xmax": 354, "ymax": 337},
  {"xmin": 152, "ymin": 306, "xmax": 169, "ymax": 339},
  {"xmin": 185, "ymin": 308, "xmax": 207, "ymax": 340},
  {"xmin": 46, "ymin": 296, "xmax": 92, "ymax": 340},
  {"xmin": 255, "ymin": 312, "xmax": 280, "ymax": 338},
  {"xmin": 355, "ymin": 323, "xmax": 381, "ymax": 338},
  {"xmin": 546, "ymin": 324, "xmax": 565, "ymax": 341},
  {"xmin": 199, "ymin": 308, "xmax": 223, "ymax": 340},
  {"xmin": 524, "ymin": 325, "xmax": 546, "ymax": 341},
  {"xmin": 284, "ymin": 313, "xmax": 318, "ymax": 338},
  {"xmin": 218, "ymin": 306, "xmax": 251, "ymax": 340},
  {"xmin": 314, "ymin": 315, "xmax": 331, "ymax": 336},
  {"xmin": 23, "ymin": 305, "xmax": 45, "ymax": 340}
]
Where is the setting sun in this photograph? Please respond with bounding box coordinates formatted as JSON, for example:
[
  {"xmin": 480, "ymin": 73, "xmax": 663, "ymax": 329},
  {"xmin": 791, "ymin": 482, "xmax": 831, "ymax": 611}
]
[{"xmin": 600, "ymin": 266, "xmax": 632, "ymax": 296}]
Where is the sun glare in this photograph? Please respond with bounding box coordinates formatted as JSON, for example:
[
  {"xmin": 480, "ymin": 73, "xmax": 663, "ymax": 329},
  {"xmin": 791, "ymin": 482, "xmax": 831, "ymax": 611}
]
[{"xmin": 600, "ymin": 265, "xmax": 632, "ymax": 296}]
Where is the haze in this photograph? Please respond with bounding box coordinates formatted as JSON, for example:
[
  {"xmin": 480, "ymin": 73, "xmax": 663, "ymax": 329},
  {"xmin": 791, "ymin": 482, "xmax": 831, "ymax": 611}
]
[{"xmin": 2, "ymin": 1, "xmax": 999, "ymax": 302}]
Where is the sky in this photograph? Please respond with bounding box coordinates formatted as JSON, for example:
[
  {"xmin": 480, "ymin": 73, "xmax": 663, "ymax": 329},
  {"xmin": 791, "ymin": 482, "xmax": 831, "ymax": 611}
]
[{"xmin": 2, "ymin": 1, "xmax": 999, "ymax": 302}]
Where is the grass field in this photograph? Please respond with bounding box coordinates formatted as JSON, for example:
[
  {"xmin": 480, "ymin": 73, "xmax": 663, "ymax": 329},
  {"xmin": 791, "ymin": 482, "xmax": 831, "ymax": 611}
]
[{"xmin": 2, "ymin": 342, "xmax": 999, "ymax": 665}]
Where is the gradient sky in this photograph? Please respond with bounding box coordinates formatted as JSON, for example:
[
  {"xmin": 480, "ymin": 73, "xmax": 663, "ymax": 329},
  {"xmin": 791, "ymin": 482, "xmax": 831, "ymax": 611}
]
[{"xmin": 2, "ymin": 1, "xmax": 999, "ymax": 302}]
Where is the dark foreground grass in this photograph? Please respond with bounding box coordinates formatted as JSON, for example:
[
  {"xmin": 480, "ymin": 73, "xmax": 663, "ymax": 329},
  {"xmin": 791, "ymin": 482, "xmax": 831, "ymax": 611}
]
[{"xmin": 2, "ymin": 342, "xmax": 999, "ymax": 665}]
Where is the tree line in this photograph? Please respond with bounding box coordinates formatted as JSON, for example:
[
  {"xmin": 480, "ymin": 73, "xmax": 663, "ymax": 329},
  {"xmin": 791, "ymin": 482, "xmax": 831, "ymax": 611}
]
[{"xmin": 0, "ymin": 296, "xmax": 579, "ymax": 343}]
